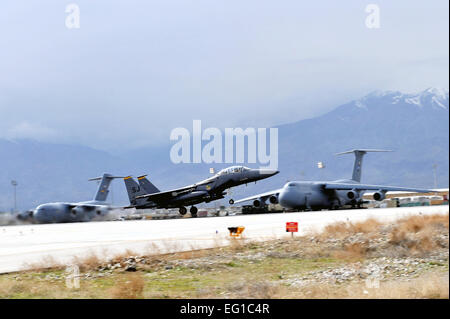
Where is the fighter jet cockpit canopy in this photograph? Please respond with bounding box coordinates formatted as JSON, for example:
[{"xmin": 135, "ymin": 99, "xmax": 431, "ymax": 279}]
[{"xmin": 217, "ymin": 166, "xmax": 251, "ymax": 175}]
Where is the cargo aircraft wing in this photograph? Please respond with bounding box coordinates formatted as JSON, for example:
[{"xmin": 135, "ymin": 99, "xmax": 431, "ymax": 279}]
[
  {"xmin": 323, "ymin": 183, "xmax": 433, "ymax": 193},
  {"xmin": 233, "ymin": 188, "xmax": 284, "ymax": 204}
]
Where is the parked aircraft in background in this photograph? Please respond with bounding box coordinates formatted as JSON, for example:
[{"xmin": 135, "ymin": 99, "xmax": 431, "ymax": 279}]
[
  {"xmin": 124, "ymin": 166, "xmax": 278, "ymax": 217},
  {"xmin": 234, "ymin": 149, "xmax": 433, "ymax": 211},
  {"xmin": 31, "ymin": 173, "xmax": 124, "ymax": 223}
]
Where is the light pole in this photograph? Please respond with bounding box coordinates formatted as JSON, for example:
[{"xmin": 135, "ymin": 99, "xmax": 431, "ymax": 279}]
[
  {"xmin": 317, "ymin": 161, "xmax": 325, "ymax": 180},
  {"xmin": 110, "ymin": 181, "xmax": 114, "ymax": 205},
  {"xmin": 11, "ymin": 180, "xmax": 18, "ymax": 213},
  {"xmin": 432, "ymin": 164, "xmax": 438, "ymax": 189}
]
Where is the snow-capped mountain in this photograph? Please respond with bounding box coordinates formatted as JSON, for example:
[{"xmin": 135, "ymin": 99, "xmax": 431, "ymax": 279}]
[
  {"xmin": 355, "ymin": 88, "xmax": 449, "ymax": 110},
  {"xmin": 277, "ymin": 88, "xmax": 448, "ymax": 191},
  {"xmin": 0, "ymin": 88, "xmax": 448, "ymax": 210}
]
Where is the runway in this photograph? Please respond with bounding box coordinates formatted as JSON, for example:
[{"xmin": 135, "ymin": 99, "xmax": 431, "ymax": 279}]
[{"xmin": 0, "ymin": 205, "xmax": 448, "ymax": 274}]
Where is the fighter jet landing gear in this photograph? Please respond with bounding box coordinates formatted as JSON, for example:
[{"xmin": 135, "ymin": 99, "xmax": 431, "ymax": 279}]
[
  {"xmin": 179, "ymin": 207, "xmax": 187, "ymax": 215},
  {"xmin": 229, "ymin": 199, "xmax": 234, "ymax": 205},
  {"xmin": 190, "ymin": 206, "xmax": 198, "ymax": 218}
]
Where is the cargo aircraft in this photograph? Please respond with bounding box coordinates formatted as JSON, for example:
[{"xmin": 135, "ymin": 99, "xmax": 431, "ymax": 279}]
[
  {"xmin": 31, "ymin": 173, "xmax": 123, "ymax": 223},
  {"xmin": 234, "ymin": 149, "xmax": 433, "ymax": 211}
]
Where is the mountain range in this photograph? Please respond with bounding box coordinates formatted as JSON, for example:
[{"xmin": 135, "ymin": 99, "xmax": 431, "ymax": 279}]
[{"xmin": 1, "ymin": 88, "xmax": 448, "ymax": 211}]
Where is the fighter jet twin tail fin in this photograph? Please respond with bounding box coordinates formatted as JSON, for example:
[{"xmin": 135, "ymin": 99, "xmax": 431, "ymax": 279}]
[{"xmin": 123, "ymin": 175, "xmax": 160, "ymax": 206}]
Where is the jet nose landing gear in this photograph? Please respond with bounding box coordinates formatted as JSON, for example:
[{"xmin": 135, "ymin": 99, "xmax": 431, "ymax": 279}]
[
  {"xmin": 190, "ymin": 206, "xmax": 198, "ymax": 218},
  {"xmin": 229, "ymin": 199, "xmax": 234, "ymax": 205}
]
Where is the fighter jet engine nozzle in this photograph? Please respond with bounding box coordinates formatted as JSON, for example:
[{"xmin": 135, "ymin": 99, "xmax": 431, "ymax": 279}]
[
  {"xmin": 373, "ymin": 190, "xmax": 386, "ymax": 201},
  {"xmin": 269, "ymin": 195, "xmax": 278, "ymax": 204},
  {"xmin": 347, "ymin": 190, "xmax": 358, "ymax": 200}
]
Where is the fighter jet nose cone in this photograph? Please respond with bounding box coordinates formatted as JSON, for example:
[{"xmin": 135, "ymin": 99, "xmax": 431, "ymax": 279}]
[{"xmin": 258, "ymin": 169, "xmax": 279, "ymax": 176}]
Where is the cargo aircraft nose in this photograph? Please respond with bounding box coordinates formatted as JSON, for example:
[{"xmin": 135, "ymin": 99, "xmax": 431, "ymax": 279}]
[
  {"xmin": 278, "ymin": 190, "xmax": 299, "ymax": 209},
  {"xmin": 33, "ymin": 206, "xmax": 48, "ymax": 223},
  {"xmin": 278, "ymin": 183, "xmax": 304, "ymax": 209}
]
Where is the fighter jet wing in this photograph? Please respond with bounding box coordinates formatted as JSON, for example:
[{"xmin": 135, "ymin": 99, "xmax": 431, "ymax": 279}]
[
  {"xmin": 135, "ymin": 186, "xmax": 196, "ymax": 202},
  {"xmin": 323, "ymin": 183, "xmax": 433, "ymax": 193},
  {"xmin": 233, "ymin": 188, "xmax": 284, "ymax": 204},
  {"xmin": 135, "ymin": 179, "xmax": 216, "ymax": 203}
]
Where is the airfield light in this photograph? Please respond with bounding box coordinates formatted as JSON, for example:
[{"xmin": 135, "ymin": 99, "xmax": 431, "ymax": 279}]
[
  {"xmin": 317, "ymin": 162, "xmax": 325, "ymax": 180},
  {"xmin": 432, "ymin": 164, "xmax": 438, "ymax": 189},
  {"xmin": 11, "ymin": 180, "xmax": 18, "ymax": 212}
]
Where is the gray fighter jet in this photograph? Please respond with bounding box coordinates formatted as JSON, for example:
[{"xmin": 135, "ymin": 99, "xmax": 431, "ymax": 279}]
[
  {"xmin": 124, "ymin": 166, "xmax": 279, "ymax": 216},
  {"xmin": 32, "ymin": 173, "xmax": 124, "ymax": 223},
  {"xmin": 234, "ymin": 149, "xmax": 433, "ymax": 211}
]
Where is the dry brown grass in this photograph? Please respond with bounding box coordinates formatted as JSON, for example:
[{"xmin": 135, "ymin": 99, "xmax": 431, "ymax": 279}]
[
  {"xmin": 310, "ymin": 214, "xmax": 449, "ymax": 260},
  {"xmin": 171, "ymin": 249, "xmax": 210, "ymax": 260},
  {"xmin": 398, "ymin": 214, "xmax": 449, "ymax": 233},
  {"xmin": 322, "ymin": 218, "xmax": 382, "ymax": 238},
  {"xmin": 109, "ymin": 273, "xmax": 145, "ymax": 299},
  {"xmin": 332, "ymin": 242, "xmax": 370, "ymax": 260},
  {"xmin": 389, "ymin": 214, "xmax": 449, "ymax": 254},
  {"xmin": 0, "ymin": 275, "xmax": 86, "ymax": 298},
  {"xmin": 272, "ymin": 272, "xmax": 449, "ymax": 299},
  {"xmin": 71, "ymin": 253, "xmax": 101, "ymax": 272},
  {"xmin": 228, "ymin": 238, "xmax": 247, "ymax": 252},
  {"xmin": 195, "ymin": 271, "xmax": 449, "ymax": 299},
  {"xmin": 321, "ymin": 214, "xmax": 448, "ymax": 239},
  {"xmin": 343, "ymin": 272, "xmax": 449, "ymax": 299},
  {"xmin": 22, "ymin": 255, "xmax": 65, "ymax": 272},
  {"xmin": 222, "ymin": 281, "xmax": 285, "ymax": 299}
]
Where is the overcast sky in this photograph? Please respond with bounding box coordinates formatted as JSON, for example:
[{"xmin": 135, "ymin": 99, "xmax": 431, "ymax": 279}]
[{"xmin": 0, "ymin": 0, "xmax": 448, "ymax": 151}]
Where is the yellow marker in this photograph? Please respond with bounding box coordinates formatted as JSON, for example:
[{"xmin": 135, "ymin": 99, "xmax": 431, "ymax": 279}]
[
  {"xmin": 228, "ymin": 226, "xmax": 245, "ymax": 238},
  {"xmin": 124, "ymin": 176, "xmax": 132, "ymax": 180}
]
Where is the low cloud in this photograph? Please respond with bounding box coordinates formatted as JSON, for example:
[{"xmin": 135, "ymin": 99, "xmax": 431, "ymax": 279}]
[{"xmin": 6, "ymin": 121, "xmax": 57, "ymax": 141}]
